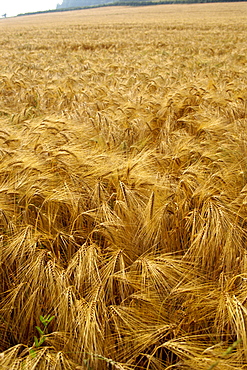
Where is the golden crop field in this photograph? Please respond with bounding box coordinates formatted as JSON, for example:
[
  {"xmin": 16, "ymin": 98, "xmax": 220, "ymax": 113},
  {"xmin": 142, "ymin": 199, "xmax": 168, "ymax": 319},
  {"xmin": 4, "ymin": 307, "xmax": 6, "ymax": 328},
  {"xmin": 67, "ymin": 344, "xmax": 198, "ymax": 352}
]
[{"xmin": 0, "ymin": 3, "xmax": 247, "ymax": 369}]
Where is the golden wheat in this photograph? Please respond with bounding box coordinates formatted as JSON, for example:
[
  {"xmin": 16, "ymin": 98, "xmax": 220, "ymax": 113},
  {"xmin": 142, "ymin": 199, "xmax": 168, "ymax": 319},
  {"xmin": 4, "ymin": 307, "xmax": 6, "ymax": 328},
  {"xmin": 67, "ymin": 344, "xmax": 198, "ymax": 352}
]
[{"xmin": 0, "ymin": 2, "xmax": 247, "ymax": 369}]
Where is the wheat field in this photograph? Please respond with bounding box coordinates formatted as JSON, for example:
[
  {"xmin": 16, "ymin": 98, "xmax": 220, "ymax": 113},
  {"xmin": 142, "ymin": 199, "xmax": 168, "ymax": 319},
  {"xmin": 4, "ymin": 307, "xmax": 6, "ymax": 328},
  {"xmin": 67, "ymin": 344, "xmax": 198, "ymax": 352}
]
[{"xmin": 0, "ymin": 3, "xmax": 247, "ymax": 369}]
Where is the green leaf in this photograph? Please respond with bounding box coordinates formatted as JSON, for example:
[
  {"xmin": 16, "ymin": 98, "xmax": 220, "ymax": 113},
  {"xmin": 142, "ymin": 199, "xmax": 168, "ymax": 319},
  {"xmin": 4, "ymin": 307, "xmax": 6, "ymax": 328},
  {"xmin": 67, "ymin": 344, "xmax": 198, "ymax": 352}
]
[
  {"xmin": 29, "ymin": 348, "xmax": 37, "ymax": 358},
  {"xmin": 34, "ymin": 336, "xmax": 39, "ymax": 347},
  {"xmin": 47, "ymin": 315, "xmax": 55, "ymax": 323},
  {"xmin": 39, "ymin": 336, "xmax": 46, "ymax": 345},
  {"xmin": 35, "ymin": 326, "xmax": 44, "ymax": 336}
]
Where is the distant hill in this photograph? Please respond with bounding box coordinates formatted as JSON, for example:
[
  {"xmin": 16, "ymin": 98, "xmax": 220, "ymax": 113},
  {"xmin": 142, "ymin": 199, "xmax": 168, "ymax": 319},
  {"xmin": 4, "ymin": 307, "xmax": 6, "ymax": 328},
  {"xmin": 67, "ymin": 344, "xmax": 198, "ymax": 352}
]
[
  {"xmin": 56, "ymin": 0, "xmax": 114, "ymax": 8},
  {"xmin": 16, "ymin": 0, "xmax": 247, "ymax": 17},
  {"xmin": 56, "ymin": 0, "xmax": 246, "ymax": 9}
]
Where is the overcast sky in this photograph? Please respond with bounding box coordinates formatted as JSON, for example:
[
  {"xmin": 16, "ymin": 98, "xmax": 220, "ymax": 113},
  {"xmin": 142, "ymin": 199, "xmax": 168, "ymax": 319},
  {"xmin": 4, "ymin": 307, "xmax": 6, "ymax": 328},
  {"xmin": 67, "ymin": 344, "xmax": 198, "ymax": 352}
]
[{"xmin": 0, "ymin": 0, "xmax": 60, "ymax": 17}]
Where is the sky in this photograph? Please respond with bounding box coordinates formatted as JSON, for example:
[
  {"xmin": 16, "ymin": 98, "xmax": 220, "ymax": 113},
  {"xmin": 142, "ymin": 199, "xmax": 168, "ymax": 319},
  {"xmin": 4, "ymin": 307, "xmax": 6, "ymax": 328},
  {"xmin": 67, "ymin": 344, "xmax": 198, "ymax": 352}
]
[{"xmin": 0, "ymin": 0, "xmax": 60, "ymax": 17}]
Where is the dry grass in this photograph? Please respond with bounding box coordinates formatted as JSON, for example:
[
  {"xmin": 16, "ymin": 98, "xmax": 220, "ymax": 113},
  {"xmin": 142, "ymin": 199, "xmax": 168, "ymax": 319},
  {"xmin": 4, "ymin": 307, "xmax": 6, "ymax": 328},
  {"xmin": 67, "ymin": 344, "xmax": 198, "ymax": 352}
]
[{"xmin": 0, "ymin": 2, "xmax": 247, "ymax": 369}]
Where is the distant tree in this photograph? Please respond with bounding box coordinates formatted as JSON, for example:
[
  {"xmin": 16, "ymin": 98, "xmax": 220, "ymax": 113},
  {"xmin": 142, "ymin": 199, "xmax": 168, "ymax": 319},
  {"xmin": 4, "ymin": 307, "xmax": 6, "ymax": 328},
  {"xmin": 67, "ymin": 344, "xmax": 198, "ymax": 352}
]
[{"xmin": 2, "ymin": 13, "xmax": 7, "ymax": 18}]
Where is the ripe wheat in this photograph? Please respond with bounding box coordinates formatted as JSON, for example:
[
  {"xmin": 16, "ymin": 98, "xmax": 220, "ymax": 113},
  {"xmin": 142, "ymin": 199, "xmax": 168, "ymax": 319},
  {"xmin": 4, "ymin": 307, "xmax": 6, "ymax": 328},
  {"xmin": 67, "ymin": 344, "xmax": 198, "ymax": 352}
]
[{"xmin": 0, "ymin": 3, "xmax": 247, "ymax": 369}]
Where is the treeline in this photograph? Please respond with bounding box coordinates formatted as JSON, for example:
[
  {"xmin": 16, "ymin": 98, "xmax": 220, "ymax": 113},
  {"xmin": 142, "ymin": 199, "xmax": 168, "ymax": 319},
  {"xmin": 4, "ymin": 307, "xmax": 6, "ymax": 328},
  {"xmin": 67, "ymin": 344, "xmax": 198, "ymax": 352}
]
[
  {"xmin": 17, "ymin": 0, "xmax": 246, "ymax": 17},
  {"xmin": 113, "ymin": 0, "xmax": 247, "ymax": 4}
]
